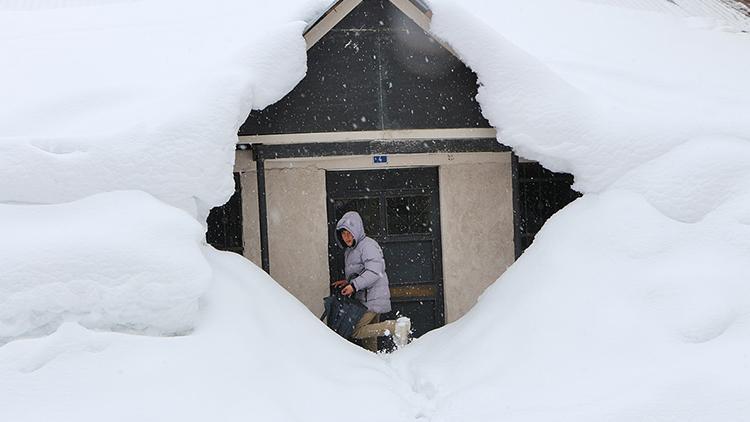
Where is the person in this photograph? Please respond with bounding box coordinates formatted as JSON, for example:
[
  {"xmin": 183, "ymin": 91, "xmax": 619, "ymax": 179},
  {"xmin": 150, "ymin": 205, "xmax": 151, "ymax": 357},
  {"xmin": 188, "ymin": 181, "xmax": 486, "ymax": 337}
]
[{"xmin": 332, "ymin": 211, "xmax": 410, "ymax": 351}]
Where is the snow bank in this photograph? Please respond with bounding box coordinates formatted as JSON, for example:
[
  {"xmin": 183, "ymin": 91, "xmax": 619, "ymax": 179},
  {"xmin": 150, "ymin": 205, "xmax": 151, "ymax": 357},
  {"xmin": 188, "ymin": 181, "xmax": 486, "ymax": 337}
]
[
  {"xmin": 395, "ymin": 189, "xmax": 750, "ymax": 421},
  {"xmin": 0, "ymin": 191, "xmax": 211, "ymax": 344},
  {"xmin": 3, "ymin": 0, "xmax": 749, "ymax": 420},
  {"xmin": 0, "ymin": 2, "xmax": 419, "ymax": 421},
  {"xmin": 0, "ymin": 0, "xmax": 330, "ymax": 216},
  {"xmin": 423, "ymin": 0, "xmax": 750, "ymax": 193},
  {"xmin": 391, "ymin": 1, "xmax": 750, "ymax": 420},
  {"xmin": 0, "ymin": 0, "xmax": 331, "ymax": 341},
  {"xmin": 0, "ymin": 250, "xmax": 418, "ymax": 422}
]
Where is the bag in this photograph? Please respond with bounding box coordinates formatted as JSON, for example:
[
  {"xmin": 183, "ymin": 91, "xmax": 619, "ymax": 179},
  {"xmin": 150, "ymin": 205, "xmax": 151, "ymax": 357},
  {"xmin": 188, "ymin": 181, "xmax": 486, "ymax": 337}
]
[{"xmin": 320, "ymin": 290, "xmax": 367, "ymax": 340}]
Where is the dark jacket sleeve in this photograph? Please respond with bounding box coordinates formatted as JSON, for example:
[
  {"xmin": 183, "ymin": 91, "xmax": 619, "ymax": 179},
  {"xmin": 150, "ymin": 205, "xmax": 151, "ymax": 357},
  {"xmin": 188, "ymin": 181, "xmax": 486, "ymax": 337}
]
[{"xmin": 350, "ymin": 240, "xmax": 385, "ymax": 292}]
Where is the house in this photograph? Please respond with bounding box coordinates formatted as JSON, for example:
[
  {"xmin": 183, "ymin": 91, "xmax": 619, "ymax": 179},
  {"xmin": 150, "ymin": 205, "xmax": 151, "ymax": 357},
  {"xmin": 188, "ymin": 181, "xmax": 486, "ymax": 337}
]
[{"xmin": 206, "ymin": 0, "xmax": 580, "ymax": 342}]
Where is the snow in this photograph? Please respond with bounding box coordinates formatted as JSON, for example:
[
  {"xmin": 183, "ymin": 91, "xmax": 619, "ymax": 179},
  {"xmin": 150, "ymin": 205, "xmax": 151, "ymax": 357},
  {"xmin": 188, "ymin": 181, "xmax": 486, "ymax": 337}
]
[
  {"xmin": 0, "ymin": 0, "xmax": 333, "ymax": 340},
  {"xmin": 0, "ymin": 2, "xmax": 421, "ymax": 421},
  {"xmin": 2, "ymin": 0, "xmax": 750, "ymax": 421},
  {"xmin": 389, "ymin": 1, "xmax": 750, "ymax": 421},
  {"xmin": 0, "ymin": 0, "xmax": 330, "ymax": 216},
  {"xmin": 0, "ymin": 191, "xmax": 210, "ymax": 344},
  {"xmin": 421, "ymin": 0, "xmax": 750, "ymax": 194},
  {"xmin": 0, "ymin": 250, "xmax": 419, "ymax": 422},
  {"xmin": 393, "ymin": 189, "xmax": 750, "ymax": 421},
  {"xmin": 585, "ymin": 0, "xmax": 750, "ymax": 32}
]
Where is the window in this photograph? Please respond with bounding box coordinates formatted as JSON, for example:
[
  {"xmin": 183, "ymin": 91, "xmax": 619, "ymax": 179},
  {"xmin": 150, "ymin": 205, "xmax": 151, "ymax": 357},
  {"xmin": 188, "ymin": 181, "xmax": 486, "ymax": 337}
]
[
  {"xmin": 206, "ymin": 173, "xmax": 244, "ymax": 254},
  {"xmin": 386, "ymin": 195, "xmax": 432, "ymax": 235},
  {"xmin": 518, "ymin": 162, "xmax": 580, "ymax": 252},
  {"xmin": 333, "ymin": 197, "xmax": 382, "ymax": 237}
]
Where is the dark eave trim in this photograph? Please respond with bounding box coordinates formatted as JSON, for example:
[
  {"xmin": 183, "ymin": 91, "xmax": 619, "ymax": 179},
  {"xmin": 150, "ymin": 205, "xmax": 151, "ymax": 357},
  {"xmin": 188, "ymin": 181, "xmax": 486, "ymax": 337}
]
[{"xmin": 246, "ymin": 138, "xmax": 510, "ymax": 161}]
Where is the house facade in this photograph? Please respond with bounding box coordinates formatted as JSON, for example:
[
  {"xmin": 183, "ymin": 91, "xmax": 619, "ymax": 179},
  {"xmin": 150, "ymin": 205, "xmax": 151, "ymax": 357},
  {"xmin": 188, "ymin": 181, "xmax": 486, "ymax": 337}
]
[{"xmin": 207, "ymin": 0, "xmax": 580, "ymax": 340}]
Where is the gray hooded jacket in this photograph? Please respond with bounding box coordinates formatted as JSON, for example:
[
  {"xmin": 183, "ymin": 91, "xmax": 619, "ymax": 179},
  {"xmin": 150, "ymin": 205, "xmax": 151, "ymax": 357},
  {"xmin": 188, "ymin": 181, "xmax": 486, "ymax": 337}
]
[{"xmin": 336, "ymin": 211, "xmax": 392, "ymax": 314}]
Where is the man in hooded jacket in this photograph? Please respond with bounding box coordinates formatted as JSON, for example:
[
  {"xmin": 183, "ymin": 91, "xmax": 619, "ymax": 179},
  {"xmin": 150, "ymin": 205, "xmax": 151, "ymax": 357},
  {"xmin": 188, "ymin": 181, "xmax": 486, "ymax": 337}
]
[{"xmin": 332, "ymin": 211, "xmax": 409, "ymax": 350}]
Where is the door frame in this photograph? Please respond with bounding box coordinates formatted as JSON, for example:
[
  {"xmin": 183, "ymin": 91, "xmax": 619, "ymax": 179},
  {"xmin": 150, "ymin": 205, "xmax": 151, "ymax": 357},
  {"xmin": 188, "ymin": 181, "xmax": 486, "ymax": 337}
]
[{"xmin": 325, "ymin": 166, "xmax": 446, "ymax": 331}]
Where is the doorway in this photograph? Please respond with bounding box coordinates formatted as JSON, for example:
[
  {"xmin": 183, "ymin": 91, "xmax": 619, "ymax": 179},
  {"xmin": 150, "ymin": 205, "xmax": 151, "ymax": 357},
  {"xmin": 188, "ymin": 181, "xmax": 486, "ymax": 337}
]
[{"xmin": 326, "ymin": 167, "xmax": 445, "ymax": 341}]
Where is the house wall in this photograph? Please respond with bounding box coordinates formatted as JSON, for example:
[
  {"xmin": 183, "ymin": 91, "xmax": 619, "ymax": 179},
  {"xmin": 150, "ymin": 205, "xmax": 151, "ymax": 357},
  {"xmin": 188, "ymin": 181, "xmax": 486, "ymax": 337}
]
[
  {"xmin": 236, "ymin": 151, "xmax": 330, "ymax": 317},
  {"xmin": 237, "ymin": 157, "xmax": 261, "ymax": 265},
  {"xmin": 234, "ymin": 150, "xmax": 515, "ymax": 324},
  {"xmin": 232, "ymin": 0, "xmax": 514, "ymax": 326},
  {"xmin": 439, "ymin": 158, "xmax": 515, "ymax": 322}
]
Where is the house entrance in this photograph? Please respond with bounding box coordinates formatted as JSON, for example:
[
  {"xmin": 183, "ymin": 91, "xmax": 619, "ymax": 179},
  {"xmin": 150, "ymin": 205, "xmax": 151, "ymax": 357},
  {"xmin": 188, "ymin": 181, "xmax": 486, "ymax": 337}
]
[{"xmin": 326, "ymin": 167, "xmax": 445, "ymax": 340}]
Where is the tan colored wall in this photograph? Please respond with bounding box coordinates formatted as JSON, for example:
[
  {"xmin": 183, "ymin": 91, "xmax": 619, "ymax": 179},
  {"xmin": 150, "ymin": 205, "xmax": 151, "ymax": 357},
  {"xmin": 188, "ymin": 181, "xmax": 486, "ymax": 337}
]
[
  {"xmin": 265, "ymin": 167, "xmax": 330, "ymax": 317},
  {"xmin": 439, "ymin": 156, "xmax": 515, "ymax": 323},
  {"xmin": 235, "ymin": 151, "xmax": 515, "ymax": 323},
  {"xmin": 239, "ymin": 176, "xmax": 261, "ymax": 265},
  {"xmin": 236, "ymin": 151, "xmax": 330, "ymax": 316}
]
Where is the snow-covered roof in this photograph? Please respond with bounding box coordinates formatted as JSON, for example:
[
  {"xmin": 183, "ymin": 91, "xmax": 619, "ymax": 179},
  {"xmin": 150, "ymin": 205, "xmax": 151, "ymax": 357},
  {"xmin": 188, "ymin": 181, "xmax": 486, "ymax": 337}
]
[
  {"xmin": 584, "ymin": 0, "xmax": 750, "ymax": 30},
  {"xmin": 304, "ymin": 0, "xmax": 435, "ymax": 50}
]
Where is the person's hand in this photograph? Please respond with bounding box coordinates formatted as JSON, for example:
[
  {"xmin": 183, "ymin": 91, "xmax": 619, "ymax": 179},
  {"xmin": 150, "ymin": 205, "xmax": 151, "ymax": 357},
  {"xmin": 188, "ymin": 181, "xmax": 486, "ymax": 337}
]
[
  {"xmin": 341, "ymin": 284, "xmax": 354, "ymax": 297},
  {"xmin": 331, "ymin": 279, "xmax": 347, "ymax": 289}
]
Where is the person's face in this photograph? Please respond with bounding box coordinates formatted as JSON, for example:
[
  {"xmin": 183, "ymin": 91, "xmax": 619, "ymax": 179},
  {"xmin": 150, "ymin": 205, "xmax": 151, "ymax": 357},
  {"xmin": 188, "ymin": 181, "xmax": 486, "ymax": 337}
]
[{"xmin": 341, "ymin": 229, "xmax": 354, "ymax": 247}]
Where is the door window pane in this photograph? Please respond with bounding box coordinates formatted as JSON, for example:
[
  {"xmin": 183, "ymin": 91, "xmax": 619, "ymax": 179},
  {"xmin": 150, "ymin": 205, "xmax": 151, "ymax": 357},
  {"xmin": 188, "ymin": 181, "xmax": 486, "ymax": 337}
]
[
  {"xmin": 386, "ymin": 195, "xmax": 431, "ymax": 234},
  {"xmin": 382, "ymin": 241, "xmax": 433, "ymax": 284},
  {"xmin": 333, "ymin": 197, "xmax": 381, "ymax": 236}
]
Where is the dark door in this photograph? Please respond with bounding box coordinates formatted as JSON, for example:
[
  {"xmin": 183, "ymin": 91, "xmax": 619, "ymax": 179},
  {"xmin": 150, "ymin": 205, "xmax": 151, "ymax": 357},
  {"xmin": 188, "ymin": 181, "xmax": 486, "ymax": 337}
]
[{"xmin": 326, "ymin": 167, "xmax": 445, "ymax": 342}]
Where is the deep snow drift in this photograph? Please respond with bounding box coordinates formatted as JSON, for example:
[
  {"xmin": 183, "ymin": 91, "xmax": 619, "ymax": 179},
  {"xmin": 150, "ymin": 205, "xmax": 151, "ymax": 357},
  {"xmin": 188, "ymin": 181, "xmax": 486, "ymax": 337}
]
[
  {"xmin": 0, "ymin": 250, "xmax": 418, "ymax": 421},
  {"xmin": 0, "ymin": 0, "xmax": 331, "ymax": 340},
  {"xmin": 0, "ymin": 0, "xmax": 327, "ymax": 217},
  {"xmin": 391, "ymin": 1, "xmax": 750, "ymax": 421},
  {"xmin": 0, "ymin": 2, "xmax": 421, "ymax": 421},
  {"xmin": 2, "ymin": 0, "xmax": 750, "ymax": 421},
  {"xmin": 0, "ymin": 191, "xmax": 211, "ymax": 343}
]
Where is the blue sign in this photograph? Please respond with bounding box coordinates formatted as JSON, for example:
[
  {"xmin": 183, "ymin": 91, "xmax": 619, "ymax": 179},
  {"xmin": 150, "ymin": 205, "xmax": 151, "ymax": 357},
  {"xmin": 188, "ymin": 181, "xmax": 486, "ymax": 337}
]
[{"xmin": 373, "ymin": 155, "xmax": 388, "ymax": 164}]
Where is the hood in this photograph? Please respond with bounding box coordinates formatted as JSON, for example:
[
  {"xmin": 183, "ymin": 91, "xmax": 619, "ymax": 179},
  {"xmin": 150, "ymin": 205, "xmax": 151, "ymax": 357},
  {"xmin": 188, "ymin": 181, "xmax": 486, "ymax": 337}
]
[{"xmin": 335, "ymin": 211, "xmax": 366, "ymax": 248}]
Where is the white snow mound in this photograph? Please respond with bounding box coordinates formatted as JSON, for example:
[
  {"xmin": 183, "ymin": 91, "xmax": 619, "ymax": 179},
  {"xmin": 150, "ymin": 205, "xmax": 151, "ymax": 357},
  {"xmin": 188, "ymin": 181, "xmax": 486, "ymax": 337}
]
[
  {"xmin": 0, "ymin": 191, "xmax": 211, "ymax": 344},
  {"xmin": 3, "ymin": 0, "xmax": 750, "ymax": 421},
  {"xmin": 0, "ymin": 0, "xmax": 332, "ymax": 341},
  {"xmin": 390, "ymin": 1, "xmax": 750, "ymax": 421},
  {"xmin": 0, "ymin": 0, "xmax": 330, "ymax": 217},
  {"xmin": 0, "ymin": 250, "xmax": 418, "ymax": 422}
]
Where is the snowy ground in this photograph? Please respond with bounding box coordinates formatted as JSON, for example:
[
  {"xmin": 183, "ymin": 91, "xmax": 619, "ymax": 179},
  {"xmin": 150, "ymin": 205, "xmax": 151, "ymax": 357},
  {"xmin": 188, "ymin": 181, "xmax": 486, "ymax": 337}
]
[{"xmin": 2, "ymin": 0, "xmax": 750, "ymax": 421}]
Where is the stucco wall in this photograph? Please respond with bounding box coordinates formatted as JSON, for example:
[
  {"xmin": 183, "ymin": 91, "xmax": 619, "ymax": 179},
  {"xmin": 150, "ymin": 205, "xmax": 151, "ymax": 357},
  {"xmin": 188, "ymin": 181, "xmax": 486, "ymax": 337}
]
[
  {"xmin": 236, "ymin": 152, "xmax": 330, "ymax": 317},
  {"xmin": 239, "ymin": 169, "xmax": 261, "ymax": 266},
  {"xmin": 265, "ymin": 167, "xmax": 330, "ymax": 317},
  {"xmin": 439, "ymin": 157, "xmax": 515, "ymax": 323}
]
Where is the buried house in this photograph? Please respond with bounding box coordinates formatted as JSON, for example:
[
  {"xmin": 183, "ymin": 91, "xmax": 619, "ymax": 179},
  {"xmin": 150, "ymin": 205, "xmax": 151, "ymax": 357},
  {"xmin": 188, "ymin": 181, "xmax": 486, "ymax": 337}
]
[{"xmin": 206, "ymin": 0, "xmax": 580, "ymax": 341}]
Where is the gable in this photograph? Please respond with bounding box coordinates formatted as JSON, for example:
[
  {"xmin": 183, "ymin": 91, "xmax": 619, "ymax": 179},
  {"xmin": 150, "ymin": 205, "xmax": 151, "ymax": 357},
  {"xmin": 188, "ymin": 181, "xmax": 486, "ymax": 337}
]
[{"xmin": 240, "ymin": 0, "xmax": 491, "ymax": 136}]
